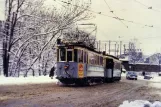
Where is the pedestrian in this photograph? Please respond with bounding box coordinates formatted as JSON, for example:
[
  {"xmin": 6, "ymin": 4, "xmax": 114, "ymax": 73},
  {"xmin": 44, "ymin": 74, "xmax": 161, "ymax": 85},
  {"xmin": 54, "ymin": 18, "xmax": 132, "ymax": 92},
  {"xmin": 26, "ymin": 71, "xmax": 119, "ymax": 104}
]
[
  {"xmin": 49, "ymin": 66, "xmax": 55, "ymax": 79},
  {"xmin": 142, "ymin": 71, "xmax": 145, "ymax": 76}
]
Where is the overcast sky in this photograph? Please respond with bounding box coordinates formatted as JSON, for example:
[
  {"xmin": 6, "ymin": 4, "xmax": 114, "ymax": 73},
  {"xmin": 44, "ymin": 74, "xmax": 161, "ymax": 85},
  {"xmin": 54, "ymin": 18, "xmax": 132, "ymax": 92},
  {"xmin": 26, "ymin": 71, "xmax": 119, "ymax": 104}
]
[
  {"xmin": 89, "ymin": 0, "xmax": 161, "ymax": 55},
  {"xmin": 0, "ymin": 0, "xmax": 161, "ymax": 55}
]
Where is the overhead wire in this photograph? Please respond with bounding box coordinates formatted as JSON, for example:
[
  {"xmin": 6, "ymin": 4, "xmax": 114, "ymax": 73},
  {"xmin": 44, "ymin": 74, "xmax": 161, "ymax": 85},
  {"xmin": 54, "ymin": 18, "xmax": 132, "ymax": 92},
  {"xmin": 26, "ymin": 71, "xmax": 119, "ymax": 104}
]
[
  {"xmin": 133, "ymin": 0, "xmax": 161, "ymax": 13},
  {"xmin": 103, "ymin": 0, "xmax": 128, "ymax": 28},
  {"xmin": 55, "ymin": 0, "xmax": 155, "ymax": 28},
  {"xmin": 139, "ymin": 36, "xmax": 161, "ymax": 40}
]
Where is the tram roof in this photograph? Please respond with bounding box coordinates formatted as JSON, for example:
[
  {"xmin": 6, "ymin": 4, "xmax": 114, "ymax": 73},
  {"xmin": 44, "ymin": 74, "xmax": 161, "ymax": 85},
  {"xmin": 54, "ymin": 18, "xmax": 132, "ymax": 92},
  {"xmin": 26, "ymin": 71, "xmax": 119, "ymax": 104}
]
[{"xmin": 57, "ymin": 42, "xmax": 119, "ymax": 60}]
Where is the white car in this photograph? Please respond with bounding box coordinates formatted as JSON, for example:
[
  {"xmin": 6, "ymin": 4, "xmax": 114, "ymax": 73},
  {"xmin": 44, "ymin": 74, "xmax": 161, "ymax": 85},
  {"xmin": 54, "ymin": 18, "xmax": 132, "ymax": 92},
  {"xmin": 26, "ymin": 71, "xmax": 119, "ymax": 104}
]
[{"xmin": 126, "ymin": 71, "xmax": 137, "ymax": 80}]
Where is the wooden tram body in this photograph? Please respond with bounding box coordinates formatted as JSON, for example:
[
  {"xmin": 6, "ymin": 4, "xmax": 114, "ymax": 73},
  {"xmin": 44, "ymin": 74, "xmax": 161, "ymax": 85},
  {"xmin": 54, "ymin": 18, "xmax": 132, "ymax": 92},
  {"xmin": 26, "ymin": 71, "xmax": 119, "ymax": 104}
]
[{"xmin": 56, "ymin": 39, "xmax": 122, "ymax": 85}]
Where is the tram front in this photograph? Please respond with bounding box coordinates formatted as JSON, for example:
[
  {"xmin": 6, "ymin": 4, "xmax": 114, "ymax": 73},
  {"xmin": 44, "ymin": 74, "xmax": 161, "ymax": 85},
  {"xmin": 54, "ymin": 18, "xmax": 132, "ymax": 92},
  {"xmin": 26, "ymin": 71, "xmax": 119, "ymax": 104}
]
[{"xmin": 56, "ymin": 40, "xmax": 79, "ymax": 84}]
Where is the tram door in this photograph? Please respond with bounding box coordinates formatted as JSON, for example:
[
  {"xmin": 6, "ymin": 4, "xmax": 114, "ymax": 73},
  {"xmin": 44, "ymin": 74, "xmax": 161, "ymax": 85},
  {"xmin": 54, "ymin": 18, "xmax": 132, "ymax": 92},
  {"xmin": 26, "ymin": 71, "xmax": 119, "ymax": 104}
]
[{"xmin": 105, "ymin": 59, "xmax": 114, "ymax": 79}]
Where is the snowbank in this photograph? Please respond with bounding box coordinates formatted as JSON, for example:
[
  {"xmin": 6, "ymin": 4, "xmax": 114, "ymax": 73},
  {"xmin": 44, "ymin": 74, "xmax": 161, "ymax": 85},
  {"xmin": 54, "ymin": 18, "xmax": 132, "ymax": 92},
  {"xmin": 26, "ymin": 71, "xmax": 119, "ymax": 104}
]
[
  {"xmin": 0, "ymin": 75, "xmax": 58, "ymax": 85},
  {"xmin": 119, "ymin": 100, "xmax": 161, "ymax": 107}
]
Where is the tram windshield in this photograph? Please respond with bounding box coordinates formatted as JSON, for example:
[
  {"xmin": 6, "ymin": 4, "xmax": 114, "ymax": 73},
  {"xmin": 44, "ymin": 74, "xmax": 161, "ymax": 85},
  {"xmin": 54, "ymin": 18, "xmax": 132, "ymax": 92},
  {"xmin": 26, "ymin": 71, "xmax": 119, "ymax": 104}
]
[{"xmin": 60, "ymin": 48, "xmax": 66, "ymax": 61}]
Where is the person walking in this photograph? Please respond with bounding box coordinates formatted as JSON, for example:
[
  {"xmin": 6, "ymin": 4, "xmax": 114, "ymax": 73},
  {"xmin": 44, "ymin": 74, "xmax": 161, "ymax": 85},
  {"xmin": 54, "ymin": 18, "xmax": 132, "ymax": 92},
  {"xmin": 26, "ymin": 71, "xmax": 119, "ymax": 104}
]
[
  {"xmin": 142, "ymin": 71, "xmax": 145, "ymax": 76},
  {"xmin": 49, "ymin": 66, "xmax": 55, "ymax": 79}
]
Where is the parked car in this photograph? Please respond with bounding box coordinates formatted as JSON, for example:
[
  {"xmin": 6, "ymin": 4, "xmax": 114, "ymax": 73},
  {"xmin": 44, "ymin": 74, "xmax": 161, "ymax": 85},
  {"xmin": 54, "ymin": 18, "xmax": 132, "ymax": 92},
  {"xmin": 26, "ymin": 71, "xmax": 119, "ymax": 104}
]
[
  {"xmin": 158, "ymin": 72, "xmax": 161, "ymax": 76},
  {"xmin": 126, "ymin": 71, "xmax": 137, "ymax": 80},
  {"xmin": 144, "ymin": 75, "xmax": 153, "ymax": 80}
]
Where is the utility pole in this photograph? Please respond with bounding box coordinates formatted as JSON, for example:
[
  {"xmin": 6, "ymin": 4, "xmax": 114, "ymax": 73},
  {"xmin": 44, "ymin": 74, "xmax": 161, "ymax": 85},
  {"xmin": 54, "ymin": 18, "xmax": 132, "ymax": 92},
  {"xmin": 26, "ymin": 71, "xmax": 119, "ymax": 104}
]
[
  {"xmin": 96, "ymin": 41, "xmax": 98, "ymax": 51},
  {"xmin": 117, "ymin": 44, "xmax": 119, "ymax": 57},
  {"xmin": 99, "ymin": 40, "xmax": 101, "ymax": 52},
  {"xmin": 105, "ymin": 43, "xmax": 106, "ymax": 53},
  {"xmin": 129, "ymin": 42, "xmax": 131, "ymax": 55},
  {"xmin": 120, "ymin": 41, "xmax": 122, "ymax": 57},
  {"xmin": 109, "ymin": 40, "xmax": 111, "ymax": 55},
  {"xmin": 124, "ymin": 44, "xmax": 126, "ymax": 54},
  {"xmin": 115, "ymin": 43, "xmax": 117, "ymax": 56}
]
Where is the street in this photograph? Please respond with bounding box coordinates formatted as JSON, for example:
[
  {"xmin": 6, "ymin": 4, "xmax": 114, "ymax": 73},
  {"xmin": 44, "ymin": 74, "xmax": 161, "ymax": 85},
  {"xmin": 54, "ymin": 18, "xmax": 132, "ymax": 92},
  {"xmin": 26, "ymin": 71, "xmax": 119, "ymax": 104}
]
[{"xmin": 0, "ymin": 77, "xmax": 161, "ymax": 107}]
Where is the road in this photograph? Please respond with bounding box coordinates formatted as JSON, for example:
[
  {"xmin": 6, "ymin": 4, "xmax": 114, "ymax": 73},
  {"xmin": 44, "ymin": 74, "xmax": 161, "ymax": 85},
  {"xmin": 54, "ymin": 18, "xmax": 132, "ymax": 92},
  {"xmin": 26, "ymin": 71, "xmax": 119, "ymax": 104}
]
[{"xmin": 0, "ymin": 77, "xmax": 161, "ymax": 107}]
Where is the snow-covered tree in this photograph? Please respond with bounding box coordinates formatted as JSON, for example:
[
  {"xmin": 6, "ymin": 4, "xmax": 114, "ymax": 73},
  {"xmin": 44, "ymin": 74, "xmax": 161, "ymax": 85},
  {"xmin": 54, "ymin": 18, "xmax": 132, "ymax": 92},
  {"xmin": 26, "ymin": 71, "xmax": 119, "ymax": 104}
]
[
  {"xmin": 62, "ymin": 28, "xmax": 96, "ymax": 48},
  {"xmin": 2, "ymin": 0, "xmax": 92, "ymax": 77}
]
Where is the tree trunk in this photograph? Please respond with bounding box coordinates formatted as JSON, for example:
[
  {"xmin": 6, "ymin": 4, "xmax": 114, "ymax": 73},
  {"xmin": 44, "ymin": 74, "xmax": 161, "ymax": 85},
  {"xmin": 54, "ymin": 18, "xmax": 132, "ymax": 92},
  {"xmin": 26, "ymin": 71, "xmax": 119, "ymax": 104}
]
[
  {"xmin": 38, "ymin": 57, "xmax": 41, "ymax": 76},
  {"xmin": 43, "ymin": 62, "xmax": 47, "ymax": 76},
  {"xmin": 3, "ymin": 44, "xmax": 9, "ymax": 77},
  {"xmin": 2, "ymin": 22, "xmax": 10, "ymax": 77}
]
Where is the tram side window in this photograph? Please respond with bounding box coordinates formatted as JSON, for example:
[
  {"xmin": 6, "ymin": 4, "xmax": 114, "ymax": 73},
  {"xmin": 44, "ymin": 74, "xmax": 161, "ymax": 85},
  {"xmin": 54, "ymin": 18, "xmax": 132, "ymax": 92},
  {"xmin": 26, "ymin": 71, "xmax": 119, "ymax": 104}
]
[
  {"xmin": 84, "ymin": 51, "xmax": 87, "ymax": 63},
  {"xmin": 88, "ymin": 52, "xmax": 91, "ymax": 64},
  {"xmin": 57, "ymin": 49, "xmax": 59, "ymax": 61},
  {"xmin": 94, "ymin": 55, "xmax": 97, "ymax": 65},
  {"xmin": 67, "ymin": 50, "xmax": 72, "ymax": 61},
  {"xmin": 78, "ymin": 49, "xmax": 83, "ymax": 63},
  {"xmin": 89, "ymin": 52, "xmax": 94, "ymax": 65},
  {"xmin": 100, "ymin": 56, "xmax": 103, "ymax": 65},
  {"xmin": 96, "ymin": 55, "xmax": 99, "ymax": 65},
  {"xmin": 60, "ymin": 48, "xmax": 66, "ymax": 61},
  {"xmin": 115, "ymin": 62, "xmax": 121, "ymax": 69},
  {"xmin": 74, "ymin": 49, "xmax": 77, "ymax": 62}
]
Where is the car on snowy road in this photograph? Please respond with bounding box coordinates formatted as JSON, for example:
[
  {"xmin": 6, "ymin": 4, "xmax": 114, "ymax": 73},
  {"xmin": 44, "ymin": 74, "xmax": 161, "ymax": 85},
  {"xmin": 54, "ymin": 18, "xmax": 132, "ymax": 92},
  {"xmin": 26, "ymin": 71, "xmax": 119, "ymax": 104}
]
[
  {"xmin": 158, "ymin": 72, "xmax": 161, "ymax": 76},
  {"xmin": 126, "ymin": 71, "xmax": 137, "ymax": 80},
  {"xmin": 144, "ymin": 75, "xmax": 153, "ymax": 80}
]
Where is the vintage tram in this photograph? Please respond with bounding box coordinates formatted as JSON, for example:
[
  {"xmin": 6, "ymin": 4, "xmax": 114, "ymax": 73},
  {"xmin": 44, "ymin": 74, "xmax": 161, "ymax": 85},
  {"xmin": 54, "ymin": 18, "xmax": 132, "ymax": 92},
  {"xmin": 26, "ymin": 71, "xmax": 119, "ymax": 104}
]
[{"xmin": 56, "ymin": 39, "xmax": 122, "ymax": 85}]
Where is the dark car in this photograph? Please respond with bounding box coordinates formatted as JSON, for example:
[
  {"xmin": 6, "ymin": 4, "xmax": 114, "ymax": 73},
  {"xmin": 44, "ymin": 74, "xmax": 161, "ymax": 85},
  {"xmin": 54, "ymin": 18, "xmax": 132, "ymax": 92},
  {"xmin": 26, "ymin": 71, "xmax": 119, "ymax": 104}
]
[
  {"xmin": 144, "ymin": 75, "xmax": 153, "ymax": 79},
  {"xmin": 158, "ymin": 72, "xmax": 161, "ymax": 76},
  {"xmin": 126, "ymin": 71, "xmax": 137, "ymax": 80}
]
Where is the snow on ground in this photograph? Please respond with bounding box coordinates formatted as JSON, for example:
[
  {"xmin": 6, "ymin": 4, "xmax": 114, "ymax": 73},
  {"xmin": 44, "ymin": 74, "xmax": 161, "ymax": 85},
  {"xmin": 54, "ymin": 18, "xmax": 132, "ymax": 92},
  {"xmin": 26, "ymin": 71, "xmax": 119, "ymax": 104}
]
[
  {"xmin": 0, "ymin": 75, "xmax": 58, "ymax": 85},
  {"xmin": 119, "ymin": 100, "xmax": 161, "ymax": 107}
]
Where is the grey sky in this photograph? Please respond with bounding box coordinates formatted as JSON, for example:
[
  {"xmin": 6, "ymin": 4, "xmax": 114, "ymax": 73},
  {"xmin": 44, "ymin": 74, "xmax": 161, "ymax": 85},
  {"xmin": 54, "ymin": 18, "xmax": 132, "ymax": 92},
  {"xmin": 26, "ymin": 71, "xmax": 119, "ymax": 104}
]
[
  {"xmin": 0, "ymin": 0, "xmax": 4, "ymax": 20},
  {"xmin": 89, "ymin": 0, "xmax": 161, "ymax": 55},
  {"xmin": 0, "ymin": 0, "xmax": 161, "ymax": 55}
]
